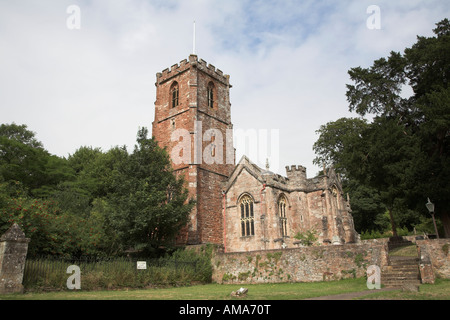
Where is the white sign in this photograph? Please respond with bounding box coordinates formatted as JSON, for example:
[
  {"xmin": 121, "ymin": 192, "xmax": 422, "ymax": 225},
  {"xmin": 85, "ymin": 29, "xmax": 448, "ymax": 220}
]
[{"xmin": 137, "ymin": 261, "xmax": 147, "ymax": 270}]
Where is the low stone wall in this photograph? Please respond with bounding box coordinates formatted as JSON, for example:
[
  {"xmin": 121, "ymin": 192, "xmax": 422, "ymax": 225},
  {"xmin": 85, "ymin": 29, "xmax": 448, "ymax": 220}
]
[
  {"xmin": 416, "ymin": 239, "xmax": 450, "ymax": 281},
  {"xmin": 212, "ymin": 241, "xmax": 389, "ymax": 284}
]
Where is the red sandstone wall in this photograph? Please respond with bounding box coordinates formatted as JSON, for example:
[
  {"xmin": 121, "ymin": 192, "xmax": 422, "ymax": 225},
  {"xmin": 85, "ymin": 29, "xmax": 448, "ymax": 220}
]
[
  {"xmin": 152, "ymin": 55, "xmax": 234, "ymax": 246},
  {"xmin": 212, "ymin": 242, "xmax": 389, "ymax": 284}
]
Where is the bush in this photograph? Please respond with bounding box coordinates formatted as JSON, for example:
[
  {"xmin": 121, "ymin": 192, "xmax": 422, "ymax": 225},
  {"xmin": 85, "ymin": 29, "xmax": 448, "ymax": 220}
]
[
  {"xmin": 360, "ymin": 226, "xmax": 410, "ymax": 240},
  {"xmin": 23, "ymin": 248, "xmax": 213, "ymax": 292},
  {"xmin": 294, "ymin": 230, "xmax": 318, "ymax": 246}
]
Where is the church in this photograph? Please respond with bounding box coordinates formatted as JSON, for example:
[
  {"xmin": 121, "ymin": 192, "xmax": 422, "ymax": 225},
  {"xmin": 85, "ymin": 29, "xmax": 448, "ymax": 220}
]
[{"xmin": 152, "ymin": 54, "xmax": 358, "ymax": 253}]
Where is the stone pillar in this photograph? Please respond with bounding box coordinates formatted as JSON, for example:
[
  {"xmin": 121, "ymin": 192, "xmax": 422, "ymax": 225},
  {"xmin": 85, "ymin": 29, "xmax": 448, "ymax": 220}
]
[
  {"xmin": 0, "ymin": 224, "xmax": 30, "ymax": 294},
  {"xmin": 417, "ymin": 243, "xmax": 435, "ymax": 284}
]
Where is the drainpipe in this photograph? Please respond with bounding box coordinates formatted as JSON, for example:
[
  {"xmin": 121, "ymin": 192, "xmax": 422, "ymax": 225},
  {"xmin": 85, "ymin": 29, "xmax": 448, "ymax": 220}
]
[
  {"xmin": 222, "ymin": 190, "xmax": 226, "ymax": 253},
  {"xmin": 261, "ymin": 183, "xmax": 266, "ymax": 250},
  {"xmin": 260, "ymin": 183, "xmax": 266, "ymax": 209}
]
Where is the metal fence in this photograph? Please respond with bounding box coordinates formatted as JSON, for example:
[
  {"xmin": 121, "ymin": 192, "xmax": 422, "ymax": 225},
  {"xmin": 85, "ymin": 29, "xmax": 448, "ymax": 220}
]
[{"xmin": 23, "ymin": 255, "xmax": 201, "ymax": 290}]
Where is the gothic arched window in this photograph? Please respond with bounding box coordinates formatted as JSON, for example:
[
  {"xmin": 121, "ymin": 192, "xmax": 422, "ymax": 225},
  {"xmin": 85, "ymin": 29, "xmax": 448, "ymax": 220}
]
[
  {"xmin": 170, "ymin": 81, "xmax": 179, "ymax": 108},
  {"xmin": 239, "ymin": 195, "xmax": 254, "ymax": 237},
  {"xmin": 278, "ymin": 195, "xmax": 288, "ymax": 238}
]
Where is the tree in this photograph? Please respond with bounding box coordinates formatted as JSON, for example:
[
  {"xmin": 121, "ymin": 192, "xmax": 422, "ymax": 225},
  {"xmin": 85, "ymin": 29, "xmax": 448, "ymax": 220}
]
[
  {"xmin": 313, "ymin": 117, "xmax": 368, "ymax": 177},
  {"xmin": 343, "ymin": 180, "xmax": 385, "ymax": 234},
  {"xmin": 355, "ymin": 116, "xmax": 419, "ymax": 236},
  {"xmin": 313, "ymin": 116, "xmax": 419, "ymax": 236},
  {"xmin": 107, "ymin": 128, "xmax": 194, "ymax": 255},
  {"xmin": 57, "ymin": 146, "xmax": 128, "ymax": 218},
  {"xmin": 0, "ymin": 123, "xmax": 43, "ymax": 149},
  {"xmin": 0, "ymin": 123, "xmax": 74, "ymax": 197},
  {"xmin": 344, "ymin": 19, "xmax": 450, "ymax": 237}
]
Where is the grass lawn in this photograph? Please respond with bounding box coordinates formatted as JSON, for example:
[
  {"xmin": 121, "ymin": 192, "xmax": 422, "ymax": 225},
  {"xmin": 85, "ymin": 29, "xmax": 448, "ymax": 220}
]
[
  {"xmin": 388, "ymin": 244, "xmax": 418, "ymax": 257},
  {"xmin": 1, "ymin": 278, "xmax": 368, "ymax": 300},
  {"xmin": 1, "ymin": 278, "xmax": 449, "ymax": 300},
  {"xmin": 357, "ymin": 278, "xmax": 450, "ymax": 300}
]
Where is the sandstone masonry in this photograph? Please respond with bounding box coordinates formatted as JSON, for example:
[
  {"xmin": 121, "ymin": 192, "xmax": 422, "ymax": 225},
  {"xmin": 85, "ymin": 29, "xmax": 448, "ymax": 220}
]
[
  {"xmin": 152, "ymin": 55, "xmax": 359, "ymax": 252},
  {"xmin": 152, "ymin": 55, "xmax": 234, "ymax": 245},
  {"xmin": 416, "ymin": 239, "xmax": 450, "ymax": 283},
  {"xmin": 0, "ymin": 224, "xmax": 30, "ymax": 294},
  {"xmin": 212, "ymin": 241, "xmax": 388, "ymax": 284}
]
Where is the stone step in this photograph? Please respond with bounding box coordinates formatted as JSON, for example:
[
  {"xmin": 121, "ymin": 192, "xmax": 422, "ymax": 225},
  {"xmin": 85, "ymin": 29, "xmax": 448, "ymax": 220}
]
[
  {"xmin": 389, "ymin": 256, "xmax": 419, "ymax": 266},
  {"xmin": 384, "ymin": 278, "xmax": 420, "ymax": 283},
  {"xmin": 383, "ymin": 279, "xmax": 421, "ymax": 289},
  {"xmin": 383, "ymin": 248, "xmax": 421, "ymax": 289},
  {"xmin": 383, "ymin": 273, "xmax": 420, "ymax": 281},
  {"xmin": 385, "ymin": 265, "xmax": 420, "ymax": 272},
  {"xmin": 385, "ymin": 271, "xmax": 419, "ymax": 277},
  {"xmin": 384, "ymin": 264, "xmax": 419, "ymax": 274}
]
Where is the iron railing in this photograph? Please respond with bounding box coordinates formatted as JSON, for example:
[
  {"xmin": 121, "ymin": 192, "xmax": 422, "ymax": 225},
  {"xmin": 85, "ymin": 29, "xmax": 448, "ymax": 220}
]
[{"xmin": 23, "ymin": 255, "xmax": 201, "ymax": 290}]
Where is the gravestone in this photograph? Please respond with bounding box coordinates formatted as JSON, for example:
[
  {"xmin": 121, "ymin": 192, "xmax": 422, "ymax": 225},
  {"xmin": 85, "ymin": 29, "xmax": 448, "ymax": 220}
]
[{"xmin": 0, "ymin": 224, "xmax": 30, "ymax": 294}]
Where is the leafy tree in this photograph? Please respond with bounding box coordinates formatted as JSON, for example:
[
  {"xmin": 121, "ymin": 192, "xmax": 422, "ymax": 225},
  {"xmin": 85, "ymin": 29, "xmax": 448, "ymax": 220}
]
[
  {"xmin": 314, "ymin": 116, "xmax": 420, "ymax": 236},
  {"xmin": 343, "ymin": 180, "xmax": 385, "ymax": 233},
  {"xmin": 0, "ymin": 123, "xmax": 74, "ymax": 197},
  {"xmin": 315, "ymin": 19, "xmax": 450, "ymax": 237},
  {"xmin": 0, "ymin": 194, "xmax": 107, "ymax": 257},
  {"xmin": 57, "ymin": 146, "xmax": 128, "ymax": 217},
  {"xmin": 67, "ymin": 146, "xmax": 103, "ymax": 174},
  {"xmin": 313, "ymin": 117, "xmax": 368, "ymax": 177},
  {"xmin": 107, "ymin": 128, "xmax": 194, "ymax": 256},
  {"xmin": 0, "ymin": 123, "xmax": 43, "ymax": 149}
]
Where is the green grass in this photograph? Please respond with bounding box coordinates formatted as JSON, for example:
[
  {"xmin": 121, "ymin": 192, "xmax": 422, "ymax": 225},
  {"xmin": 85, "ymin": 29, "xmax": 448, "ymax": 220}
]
[
  {"xmin": 357, "ymin": 279, "xmax": 450, "ymax": 300},
  {"xmin": 2, "ymin": 278, "xmax": 449, "ymax": 300},
  {"xmin": 1, "ymin": 278, "xmax": 368, "ymax": 300},
  {"xmin": 388, "ymin": 244, "xmax": 418, "ymax": 257}
]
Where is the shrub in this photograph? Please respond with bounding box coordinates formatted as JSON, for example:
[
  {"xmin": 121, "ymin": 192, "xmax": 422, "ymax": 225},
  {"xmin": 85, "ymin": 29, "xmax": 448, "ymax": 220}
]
[
  {"xmin": 294, "ymin": 230, "xmax": 318, "ymax": 246},
  {"xmin": 23, "ymin": 248, "xmax": 213, "ymax": 292}
]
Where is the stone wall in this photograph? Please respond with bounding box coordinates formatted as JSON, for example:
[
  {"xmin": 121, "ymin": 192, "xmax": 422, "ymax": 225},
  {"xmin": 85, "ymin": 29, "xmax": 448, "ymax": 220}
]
[
  {"xmin": 223, "ymin": 157, "xmax": 359, "ymax": 253},
  {"xmin": 152, "ymin": 54, "xmax": 234, "ymax": 246},
  {"xmin": 212, "ymin": 241, "xmax": 389, "ymax": 284},
  {"xmin": 0, "ymin": 224, "xmax": 30, "ymax": 294},
  {"xmin": 416, "ymin": 239, "xmax": 450, "ymax": 282}
]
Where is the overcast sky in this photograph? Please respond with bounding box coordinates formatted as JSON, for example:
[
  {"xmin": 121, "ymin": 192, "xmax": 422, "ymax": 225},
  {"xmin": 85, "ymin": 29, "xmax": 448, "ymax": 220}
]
[{"xmin": 1, "ymin": 0, "xmax": 449, "ymax": 176}]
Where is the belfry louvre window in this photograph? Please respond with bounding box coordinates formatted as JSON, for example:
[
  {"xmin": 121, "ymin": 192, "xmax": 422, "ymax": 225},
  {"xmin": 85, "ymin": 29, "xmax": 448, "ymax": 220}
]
[
  {"xmin": 239, "ymin": 195, "xmax": 255, "ymax": 237},
  {"xmin": 171, "ymin": 82, "xmax": 179, "ymax": 108},
  {"xmin": 207, "ymin": 82, "xmax": 214, "ymax": 108},
  {"xmin": 278, "ymin": 195, "xmax": 288, "ymax": 238}
]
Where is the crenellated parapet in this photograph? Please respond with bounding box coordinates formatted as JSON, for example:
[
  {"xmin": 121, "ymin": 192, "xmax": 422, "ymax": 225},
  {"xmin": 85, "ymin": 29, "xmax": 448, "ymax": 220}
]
[
  {"xmin": 285, "ymin": 165, "xmax": 307, "ymax": 187},
  {"xmin": 156, "ymin": 54, "xmax": 230, "ymax": 86},
  {"xmin": 285, "ymin": 165, "xmax": 307, "ymax": 174}
]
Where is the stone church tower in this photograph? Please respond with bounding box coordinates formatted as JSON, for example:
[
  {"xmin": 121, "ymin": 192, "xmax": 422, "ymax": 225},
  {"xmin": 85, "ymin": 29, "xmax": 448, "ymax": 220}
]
[
  {"xmin": 152, "ymin": 54, "xmax": 235, "ymax": 245},
  {"xmin": 153, "ymin": 54, "xmax": 358, "ymax": 252}
]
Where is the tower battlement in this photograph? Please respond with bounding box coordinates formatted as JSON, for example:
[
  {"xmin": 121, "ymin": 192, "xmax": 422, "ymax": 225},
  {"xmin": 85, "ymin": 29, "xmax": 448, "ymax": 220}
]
[
  {"xmin": 156, "ymin": 55, "xmax": 230, "ymax": 86},
  {"xmin": 285, "ymin": 165, "xmax": 307, "ymax": 174},
  {"xmin": 285, "ymin": 165, "xmax": 307, "ymax": 186}
]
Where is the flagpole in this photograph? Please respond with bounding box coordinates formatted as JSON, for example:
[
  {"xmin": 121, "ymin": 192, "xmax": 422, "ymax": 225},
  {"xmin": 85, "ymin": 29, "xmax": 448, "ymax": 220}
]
[{"xmin": 193, "ymin": 20, "xmax": 196, "ymax": 55}]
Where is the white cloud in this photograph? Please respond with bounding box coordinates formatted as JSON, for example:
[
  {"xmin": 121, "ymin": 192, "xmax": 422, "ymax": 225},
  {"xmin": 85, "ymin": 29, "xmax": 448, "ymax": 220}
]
[{"xmin": 0, "ymin": 0, "xmax": 448, "ymax": 176}]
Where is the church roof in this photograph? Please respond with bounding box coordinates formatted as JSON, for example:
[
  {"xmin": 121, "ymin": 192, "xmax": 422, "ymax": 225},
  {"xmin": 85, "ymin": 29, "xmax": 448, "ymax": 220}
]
[
  {"xmin": 224, "ymin": 155, "xmax": 344, "ymax": 195},
  {"xmin": 224, "ymin": 155, "xmax": 265, "ymax": 193}
]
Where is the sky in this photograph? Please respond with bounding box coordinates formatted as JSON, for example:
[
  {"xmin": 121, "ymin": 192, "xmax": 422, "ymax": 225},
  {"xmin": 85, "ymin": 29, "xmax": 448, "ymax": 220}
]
[{"xmin": 1, "ymin": 0, "xmax": 449, "ymax": 177}]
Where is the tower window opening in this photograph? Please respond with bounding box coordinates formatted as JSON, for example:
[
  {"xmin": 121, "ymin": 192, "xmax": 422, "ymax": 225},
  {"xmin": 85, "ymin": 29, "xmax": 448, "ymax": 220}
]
[
  {"xmin": 207, "ymin": 82, "xmax": 214, "ymax": 108},
  {"xmin": 171, "ymin": 82, "xmax": 179, "ymax": 108}
]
